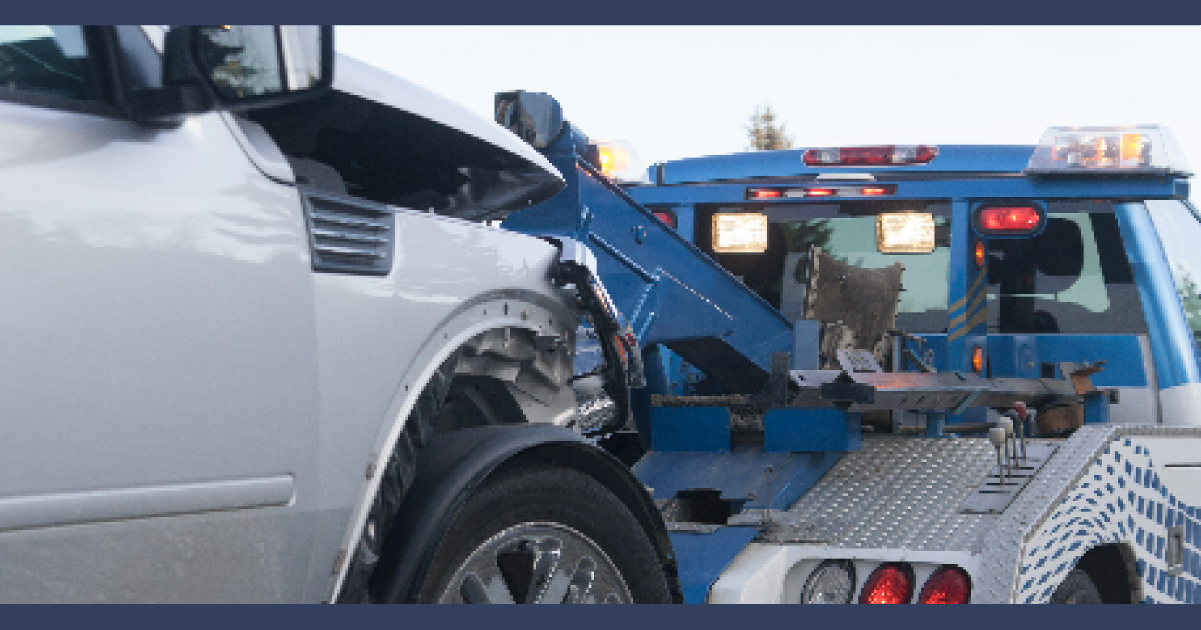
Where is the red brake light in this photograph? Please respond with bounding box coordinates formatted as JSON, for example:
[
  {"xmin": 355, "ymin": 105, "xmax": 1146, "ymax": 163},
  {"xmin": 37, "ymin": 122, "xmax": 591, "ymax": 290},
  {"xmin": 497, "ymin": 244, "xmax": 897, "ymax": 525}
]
[
  {"xmin": 806, "ymin": 188, "xmax": 837, "ymax": 197},
  {"xmin": 804, "ymin": 145, "xmax": 938, "ymax": 167},
  {"xmin": 975, "ymin": 205, "xmax": 1043, "ymax": 234},
  {"xmin": 861, "ymin": 187, "xmax": 889, "ymax": 196},
  {"xmin": 859, "ymin": 563, "xmax": 914, "ymax": 604},
  {"xmin": 748, "ymin": 188, "xmax": 782, "ymax": 199},
  {"xmin": 917, "ymin": 566, "xmax": 971, "ymax": 604}
]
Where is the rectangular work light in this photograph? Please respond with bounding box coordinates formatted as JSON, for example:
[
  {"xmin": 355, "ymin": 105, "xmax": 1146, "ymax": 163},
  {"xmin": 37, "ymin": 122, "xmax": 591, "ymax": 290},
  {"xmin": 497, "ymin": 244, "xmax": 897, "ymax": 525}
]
[{"xmin": 712, "ymin": 213, "xmax": 769, "ymax": 253}]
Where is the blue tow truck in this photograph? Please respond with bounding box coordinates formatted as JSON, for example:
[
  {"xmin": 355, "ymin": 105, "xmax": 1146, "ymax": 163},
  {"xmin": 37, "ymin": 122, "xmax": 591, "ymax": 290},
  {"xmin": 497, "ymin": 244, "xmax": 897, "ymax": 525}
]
[{"xmin": 499, "ymin": 91, "xmax": 1201, "ymax": 604}]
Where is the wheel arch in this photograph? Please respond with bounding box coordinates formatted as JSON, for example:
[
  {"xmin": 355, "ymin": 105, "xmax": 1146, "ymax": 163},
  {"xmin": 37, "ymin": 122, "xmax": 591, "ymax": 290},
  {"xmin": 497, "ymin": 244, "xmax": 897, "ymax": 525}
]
[
  {"xmin": 366, "ymin": 424, "xmax": 682, "ymax": 604},
  {"xmin": 1072, "ymin": 542, "xmax": 1141, "ymax": 604},
  {"xmin": 328, "ymin": 291, "xmax": 578, "ymax": 601}
]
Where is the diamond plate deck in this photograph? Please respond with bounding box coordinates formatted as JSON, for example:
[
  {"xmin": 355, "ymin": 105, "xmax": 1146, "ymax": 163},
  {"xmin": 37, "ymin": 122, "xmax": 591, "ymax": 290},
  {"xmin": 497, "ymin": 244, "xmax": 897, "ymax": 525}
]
[{"xmin": 764, "ymin": 434, "xmax": 1026, "ymax": 551}]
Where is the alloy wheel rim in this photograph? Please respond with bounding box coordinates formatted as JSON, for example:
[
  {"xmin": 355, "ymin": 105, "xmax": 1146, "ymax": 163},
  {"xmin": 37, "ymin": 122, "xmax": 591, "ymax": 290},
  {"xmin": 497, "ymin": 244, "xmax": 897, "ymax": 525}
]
[{"xmin": 438, "ymin": 521, "xmax": 632, "ymax": 604}]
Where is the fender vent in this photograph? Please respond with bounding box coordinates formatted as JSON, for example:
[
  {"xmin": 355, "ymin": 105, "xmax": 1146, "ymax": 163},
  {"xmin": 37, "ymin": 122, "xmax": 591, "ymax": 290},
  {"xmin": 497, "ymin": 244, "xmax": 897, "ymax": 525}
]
[{"xmin": 302, "ymin": 189, "xmax": 395, "ymax": 276}]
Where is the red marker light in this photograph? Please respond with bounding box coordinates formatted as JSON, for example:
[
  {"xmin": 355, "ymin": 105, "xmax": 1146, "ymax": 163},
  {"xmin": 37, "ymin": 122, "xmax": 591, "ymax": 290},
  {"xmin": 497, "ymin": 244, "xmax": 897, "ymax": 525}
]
[
  {"xmin": 806, "ymin": 188, "xmax": 838, "ymax": 197},
  {"xmin": 804, "ymin": 145, "xmax": 938, "ymax": 166},
  {"xmin": 653, "ymin": 211, "xmax": 676, "ymax": 229},
  {"xmin": 917, "ymin": 566, "xmax": 971, "ymax": 604},
  {"xmin": 747, "ymin": 189, "xmax": 782, "ymax": 199},
  {"xmin": 859, "ymin": 563, "xmax": 914, "ymax": 604},
  {"xmin": 976, "ymin": 205, "xmax": 1043, "ymax": 234},
  {"xmin": 861, "ymin": 187, "xmax": 890, "ymax": 196}
]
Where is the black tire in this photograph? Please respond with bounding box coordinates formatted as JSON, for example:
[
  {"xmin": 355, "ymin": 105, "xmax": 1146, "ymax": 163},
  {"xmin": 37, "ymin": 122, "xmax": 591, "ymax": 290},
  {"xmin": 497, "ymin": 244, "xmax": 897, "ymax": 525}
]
[
  {"xmin": 1050, "ymin": 569, "xmax": 1104, "ymax": 604},
  {"xmin": 416, "ymin": 463, "xmax": 673, "ymax": 604}
]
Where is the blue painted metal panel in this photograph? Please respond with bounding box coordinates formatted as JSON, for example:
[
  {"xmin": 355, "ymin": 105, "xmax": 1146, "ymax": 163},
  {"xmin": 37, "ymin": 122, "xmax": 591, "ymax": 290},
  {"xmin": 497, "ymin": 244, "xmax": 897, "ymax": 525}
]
[
  {"xmin": 669, "ymin": 528, "xmax": 761, "ymax": 604},
  {"xmin": 762, "ymin": 408, "xmax": 860, "ymax": 453},
  {"xmin": 634, "ymin": 450, "xmax": 792, "ymax": 502},
  {"xmin": 1083, "ymin": 390, "xmax": 1111, "ymax": 424},
  {"xmin": 650, "ymin": 407, "xmax": 730, "ymax": 453},
  {"xmin": 945, "ymin": 199, "xmax": 987, "ymax": 425},
  {"xmin": 791, "ymin": 319, "xmax": 820, "ymax": 370},
  {"xmin": 626, "ymin": 176, "xmax": 1183, "ymax": 207},
  {"xmin": 1116, "ymin": 203, "xmax": 1200, "ymax": 388},
  {"xmin": 657, "ymin": 145, "xmax": 1039, "ymax": 185},
  {"xmin": 504, "ymin": 130, "xmax": 793, "ymax": 389},
  {"xmin": 987, "ymin": 335, "xmax": 1149, "ymax": 387},
  {"xmin": 634, "ymin": 449, "xmax": 843, "ymax": 510}
]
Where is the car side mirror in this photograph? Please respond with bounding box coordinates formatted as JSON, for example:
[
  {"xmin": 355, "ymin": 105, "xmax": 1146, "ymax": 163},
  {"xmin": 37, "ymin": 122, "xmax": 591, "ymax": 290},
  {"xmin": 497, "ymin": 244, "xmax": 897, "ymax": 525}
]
[
  {"xmin": 494, "ymin": 90, "xmax": 565, "ymax": 149},
  {"xmin": 140, "ymin": 25, "xmax": 333, "ymax": 120}
]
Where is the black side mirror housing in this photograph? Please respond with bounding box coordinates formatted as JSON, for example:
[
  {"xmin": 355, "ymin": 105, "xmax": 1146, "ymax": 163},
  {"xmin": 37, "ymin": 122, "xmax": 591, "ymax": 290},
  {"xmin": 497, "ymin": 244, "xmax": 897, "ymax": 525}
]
[
  {"xmin": 137, "ymin": 25, "xmax": 333, "ymax": 121},
  {"xmin": 495, "ymin": 90, "xmax": 565, "ymax": 150}
]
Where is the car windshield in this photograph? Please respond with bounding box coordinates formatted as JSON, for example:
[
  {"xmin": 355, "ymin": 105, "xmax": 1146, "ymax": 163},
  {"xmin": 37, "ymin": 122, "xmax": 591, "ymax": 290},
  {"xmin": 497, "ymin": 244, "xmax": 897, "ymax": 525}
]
[{"xmin": 1146, "ymin": 199, "xmax": 1201, "ymax": 350}]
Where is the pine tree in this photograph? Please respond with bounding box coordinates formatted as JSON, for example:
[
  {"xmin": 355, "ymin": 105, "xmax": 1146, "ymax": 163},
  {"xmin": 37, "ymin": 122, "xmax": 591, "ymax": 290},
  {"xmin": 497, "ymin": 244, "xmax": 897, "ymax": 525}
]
[{"xmin": 746, "ymin": 105, "xmax": 793, "ymax": 151}]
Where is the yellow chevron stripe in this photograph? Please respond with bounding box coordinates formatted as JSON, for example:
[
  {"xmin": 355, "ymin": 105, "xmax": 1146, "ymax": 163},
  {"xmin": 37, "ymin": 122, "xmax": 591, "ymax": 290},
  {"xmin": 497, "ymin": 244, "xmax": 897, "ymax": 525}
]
[
  {"xmin": 967, "ymin": 306, "xmax": 989, "ymax": 330},
  {"xmin": 949, "ymin": 271, "xmax": 987, "ymax": 314},
  {"xmin": 948, "ymin": 293, "xmax": 991, "ymax": 342}
]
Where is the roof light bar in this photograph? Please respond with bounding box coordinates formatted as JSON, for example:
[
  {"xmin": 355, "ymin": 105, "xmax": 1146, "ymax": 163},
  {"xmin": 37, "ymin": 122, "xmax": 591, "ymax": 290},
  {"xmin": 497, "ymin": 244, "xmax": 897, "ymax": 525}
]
[
  {"xmin": 744, "ymin": 185, "xmax": 897, "ymax": 200},
  {"xmin": 1025, "ymin": 125, "xmax": 1190, "ymax": 175},
  {"xmin": 804, "ymin": 145, "xmax": 938, "ymax": 167}
]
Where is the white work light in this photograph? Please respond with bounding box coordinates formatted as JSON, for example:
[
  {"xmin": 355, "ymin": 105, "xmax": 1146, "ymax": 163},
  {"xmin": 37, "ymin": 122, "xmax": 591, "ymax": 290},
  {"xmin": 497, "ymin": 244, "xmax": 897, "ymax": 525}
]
[
  {"xmin": 877, "ymin": 212, "xmax": 936, "ymax": 254},
  {"xmin": 712, "ymin": 212, "xmax": 769, "ymax": 253},
  {"xmin": 801, "ymin": 560, "xmax": 856, "ymax": 604}
]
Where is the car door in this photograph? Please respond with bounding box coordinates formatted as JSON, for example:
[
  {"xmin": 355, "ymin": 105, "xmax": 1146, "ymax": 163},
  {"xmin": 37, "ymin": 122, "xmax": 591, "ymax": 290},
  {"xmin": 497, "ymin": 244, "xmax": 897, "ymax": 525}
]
[{"xmin": 0, "ymin": 26, "xmax": 320, "ymax": 602}]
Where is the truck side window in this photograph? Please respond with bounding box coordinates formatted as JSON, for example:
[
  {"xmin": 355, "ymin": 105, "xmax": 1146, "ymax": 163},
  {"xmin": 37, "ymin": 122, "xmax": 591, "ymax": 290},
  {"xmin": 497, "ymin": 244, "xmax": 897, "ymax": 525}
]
[
  {"xmin": 986, "ymin": 204, "xmax": 1146, "ymax": 334},
  {"xmin": 1145, "ymin": 200, "xmax": 1201, "ymax": 353},
  {"xmin": 0, "ymin": 26, "xmax": 105, "ymax": 102}
]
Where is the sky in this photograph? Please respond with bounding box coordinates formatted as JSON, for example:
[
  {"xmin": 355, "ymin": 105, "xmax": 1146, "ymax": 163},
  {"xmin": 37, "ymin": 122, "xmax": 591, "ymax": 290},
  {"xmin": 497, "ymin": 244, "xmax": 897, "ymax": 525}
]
[{"xmin": 336, "ymin": 26, "xmax": 1201, "ymax": 174}]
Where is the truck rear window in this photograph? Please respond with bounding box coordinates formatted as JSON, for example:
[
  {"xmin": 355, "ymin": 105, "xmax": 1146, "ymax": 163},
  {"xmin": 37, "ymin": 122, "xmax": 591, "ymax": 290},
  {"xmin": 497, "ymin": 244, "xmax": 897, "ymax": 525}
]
[
  {"xmin": 702, "ymin": 201, "xmax": 951, "ymax": 333},
  {"xmin": 986, "ymin": 202, "xmax": 1145, "ymax": 334}
]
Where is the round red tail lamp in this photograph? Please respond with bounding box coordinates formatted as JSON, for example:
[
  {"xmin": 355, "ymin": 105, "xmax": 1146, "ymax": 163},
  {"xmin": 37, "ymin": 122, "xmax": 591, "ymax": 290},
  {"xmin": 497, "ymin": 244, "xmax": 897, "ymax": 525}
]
[
  {"xmin": 859, "ymin": 562, "xmax": 914, "ymax": 604},
  {"xmin": 917, "ymin": 566, "xmax": 971, "ymax": 604}
]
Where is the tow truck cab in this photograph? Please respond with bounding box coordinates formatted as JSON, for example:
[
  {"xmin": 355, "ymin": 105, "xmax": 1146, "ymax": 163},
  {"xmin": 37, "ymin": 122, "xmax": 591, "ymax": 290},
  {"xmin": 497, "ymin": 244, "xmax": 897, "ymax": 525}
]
[{"xmin": 623, "ymin": 128, "xmax": 1199, "ymax": 432}]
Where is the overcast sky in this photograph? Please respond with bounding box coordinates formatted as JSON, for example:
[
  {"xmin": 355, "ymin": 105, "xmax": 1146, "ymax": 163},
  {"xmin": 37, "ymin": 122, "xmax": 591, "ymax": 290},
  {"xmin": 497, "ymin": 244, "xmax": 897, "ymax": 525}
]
[{"xmin": 337, "ymin": 26, "xmax": 1200, "ymax": 175}]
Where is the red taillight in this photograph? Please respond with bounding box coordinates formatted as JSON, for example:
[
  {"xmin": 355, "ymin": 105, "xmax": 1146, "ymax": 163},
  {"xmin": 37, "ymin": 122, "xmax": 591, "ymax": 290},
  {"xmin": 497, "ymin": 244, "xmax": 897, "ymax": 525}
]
[
  {"xmin": 976, "ymin": 205, "xmax": 1043, "ymax": 234},
  {"xmin": 859, "ymin": 563, "xmax": 914, "ymax": 604},
  {"xmin": 653, "ymin": 211, "xmax": 676, "ymax": 229},
  {"xmin": 804, "ymin": 145, "xmax": 938, "ymax": 167},
  {"xmin": 917, "ymin": 566, "xmax": 971, "ymax": 604},
  {"xmin": 861, "ymin": 187, "xmax": 890, "ymax": 196},
  {"xmin": 806, "ymin": 188, "xmax": 837, "ymax": 197},
  {"xmin": 748, "ymin": 188, "xmax": 782, "ymax": 199}
]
